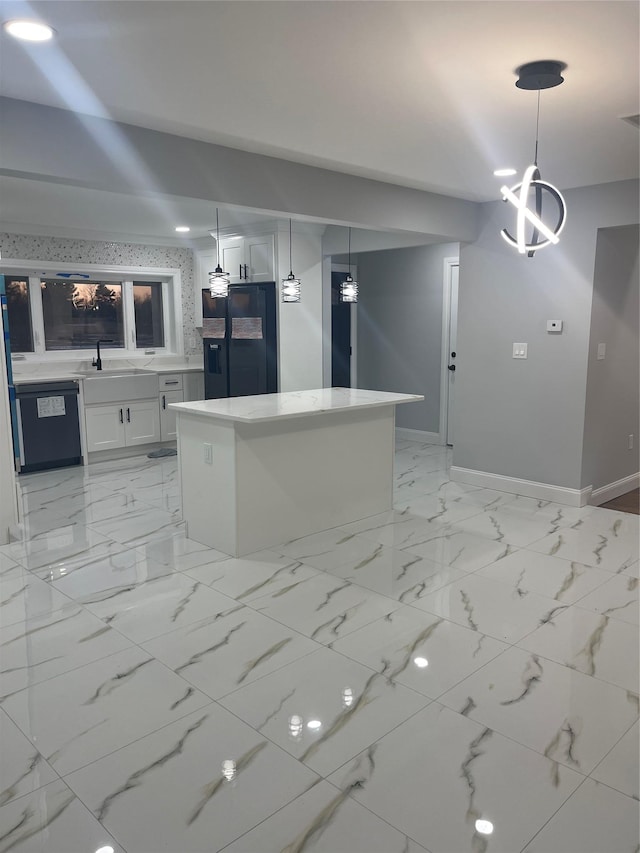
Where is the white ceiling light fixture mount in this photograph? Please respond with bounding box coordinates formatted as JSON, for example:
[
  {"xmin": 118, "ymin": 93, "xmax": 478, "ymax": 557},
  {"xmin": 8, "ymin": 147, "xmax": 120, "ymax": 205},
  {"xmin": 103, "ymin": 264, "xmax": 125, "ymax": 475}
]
[
  {"xmin": 282, "ymin": 218, "xmax": 301, "ymax": 303},
  {"xmin": 3, "ymin": 19, "xmax": 54, "ymax": 41},
  {"xmin": 500, "ymin": 60, "xmax": 567, "ymax": 257},
  {"xmin": 340, "ymin": 228, "xmax": 358, "ymax": 303},
  {"xmin": 208, "ymin": 208, "xmax": 230, "ymax": 298}
]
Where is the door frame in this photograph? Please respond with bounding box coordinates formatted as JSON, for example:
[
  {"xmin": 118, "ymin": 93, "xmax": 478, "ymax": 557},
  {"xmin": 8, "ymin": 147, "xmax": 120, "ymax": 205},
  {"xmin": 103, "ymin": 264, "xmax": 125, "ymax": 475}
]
[
  {"xmin": 330, "ymin": 263, "xmax": 358, "ymax": 388},
  {"xmin": 439, "ymin": 257, "xmax": 459, "ymax": 445}
]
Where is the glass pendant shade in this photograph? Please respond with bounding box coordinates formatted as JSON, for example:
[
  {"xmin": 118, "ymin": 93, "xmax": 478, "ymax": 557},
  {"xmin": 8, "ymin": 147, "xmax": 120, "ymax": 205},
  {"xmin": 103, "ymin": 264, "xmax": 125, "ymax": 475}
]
[
  {"xmin": 282, "ymin": 272, "xmax": 301, "ymax": 303},
  {"xmin": 282, "ymin": 218, "xmax": 301, "ymax": 303},
  {"xmin": 209, "ymin": 266, "xmax": 230, "ymax": 298},
  {"xmin": 340, "ymin": 274, "xmax": 358, "ymax": 303}
]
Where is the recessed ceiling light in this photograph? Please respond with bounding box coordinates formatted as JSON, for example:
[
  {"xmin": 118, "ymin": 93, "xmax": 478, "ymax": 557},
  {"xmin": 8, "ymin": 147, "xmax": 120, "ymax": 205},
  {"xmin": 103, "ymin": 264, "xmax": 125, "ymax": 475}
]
[
  {"xmin": 175, "ymin": 226, "xmax": 190, "ymax": 233},
  {"xmin": 493, "ymin": 168, "xmax": 517, "ymax": 177},
  {"xmin": 413, "ymin": 656, "xmax": 429, "ymax": 668},
  {"xmin": 306, "ymin": 719, "xmax": 322, "ymax": 730},
  {"xmin": 3, "ymin": 19, "xmax": 54, "ymax": 42}
]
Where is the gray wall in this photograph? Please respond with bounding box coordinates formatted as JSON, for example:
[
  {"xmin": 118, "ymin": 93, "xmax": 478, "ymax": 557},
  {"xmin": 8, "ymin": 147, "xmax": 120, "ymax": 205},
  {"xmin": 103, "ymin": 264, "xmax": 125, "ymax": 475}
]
[
  {"xmin": 455, "ymin": 179, "xmax": 639, "ymax": 490},
  {"xmin": 356, "ymin": 242, "xmax": 459, "ymax": 433},
  {"xmin": 0, "ymin": 97, "xmax": 478, "ymax": 242},
  {"xmin": 582, "ymin": 225, "xmax": 639, "ymax": 491}
]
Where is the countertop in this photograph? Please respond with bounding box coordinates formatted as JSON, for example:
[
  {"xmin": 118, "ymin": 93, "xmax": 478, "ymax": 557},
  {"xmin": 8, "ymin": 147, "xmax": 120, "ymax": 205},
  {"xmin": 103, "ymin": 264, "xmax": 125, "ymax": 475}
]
[
  {"xmin": 12, "ymin": 363, "xmax": 203, "ymax": 386},
  {"xmin": 170, "ymin": 388, "xmax": 423, "ymax": 424}
]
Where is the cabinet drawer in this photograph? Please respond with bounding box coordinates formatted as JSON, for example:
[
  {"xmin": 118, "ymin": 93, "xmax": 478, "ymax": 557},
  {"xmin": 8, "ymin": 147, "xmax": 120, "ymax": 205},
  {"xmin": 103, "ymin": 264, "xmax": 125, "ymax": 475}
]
[{"xmin": 159, "ymin": 373, "xmax": 183, "ymax": 391}]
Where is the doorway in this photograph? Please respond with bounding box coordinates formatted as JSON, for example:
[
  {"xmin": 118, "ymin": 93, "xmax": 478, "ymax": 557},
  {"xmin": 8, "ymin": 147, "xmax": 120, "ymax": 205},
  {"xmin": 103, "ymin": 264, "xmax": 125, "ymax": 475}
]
[
  {"xmin": 331, "ymin": 271, "xmax": 352, "ymax": 387},
  {"xmin": 442, "ymin": 260, "xmax": 459, "ymax": 446}
]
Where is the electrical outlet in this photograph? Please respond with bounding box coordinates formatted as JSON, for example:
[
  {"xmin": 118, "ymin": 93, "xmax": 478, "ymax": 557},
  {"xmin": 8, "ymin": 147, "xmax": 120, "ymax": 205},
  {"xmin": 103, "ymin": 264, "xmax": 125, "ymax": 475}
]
[
  {"xmin": 597, "ymin": 343, "xmax": 606, "ymax": 360},
  {"xmin": 513, "ymin": 343, "xmax": 528, "ymax": 359},
  {"xmin": 203, "ymin": 443, "xmax": 213, "ymax": 464},
  {"xmin": 629, "ymin": 435, "xmax": 634, "ymax": 450},
  {"xmin": 546, "ymin": 320, "xmax": 563, "ymax": 333}
]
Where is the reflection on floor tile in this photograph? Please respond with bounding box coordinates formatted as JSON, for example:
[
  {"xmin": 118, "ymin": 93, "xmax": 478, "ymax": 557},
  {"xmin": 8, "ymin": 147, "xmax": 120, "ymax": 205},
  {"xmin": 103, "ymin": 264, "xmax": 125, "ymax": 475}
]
[
  {"xmin": 0, "ymin": 780, "xmax": 124, "ymax": 853},
  {"xmin": 220, "ymin": 646, "xmax": 429, "ymax": 776},
  {"xmin": 65, "ymin": 704, "xmax": 318, "ymax": 853},
  {"xmin": 332, "ymin": 605, "xmax": 507, "ymax": 699},
  {"xmin": 3, "ymin": 444, "xmax": 638, "ymax": 852},
  {"xmin": 328, "ymin": 702, "xmax": 583, "ymax": 853}
]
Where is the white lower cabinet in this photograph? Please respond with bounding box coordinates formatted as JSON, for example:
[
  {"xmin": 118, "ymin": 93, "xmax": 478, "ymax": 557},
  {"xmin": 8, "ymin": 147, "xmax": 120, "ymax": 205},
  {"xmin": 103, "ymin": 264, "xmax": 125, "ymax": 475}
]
[
  {"xmin": 160, "ymin": 389, "xmax": 184, "ymax": 441},
  {"xmin": 85, "ymin": 401, "xmax": 161, "ymax": 453}
]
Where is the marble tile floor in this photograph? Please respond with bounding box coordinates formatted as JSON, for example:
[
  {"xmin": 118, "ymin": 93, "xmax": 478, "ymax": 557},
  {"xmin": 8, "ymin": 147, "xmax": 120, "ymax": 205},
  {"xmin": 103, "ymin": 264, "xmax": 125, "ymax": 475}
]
[{"xmin": 0, "ymin": 442, "xmax": 638, "ymax": 853}]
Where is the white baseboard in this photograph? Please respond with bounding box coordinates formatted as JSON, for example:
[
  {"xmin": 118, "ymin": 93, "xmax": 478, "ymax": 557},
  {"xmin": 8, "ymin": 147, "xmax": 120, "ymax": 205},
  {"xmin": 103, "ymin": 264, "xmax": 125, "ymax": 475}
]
[
  {"xmin": 395, "ymin": 428, "xmax": 443, "ymax": 445},
  {"xmin": 450, "ymin": 466, "xmax": 591, "ymax": 507},
  {"xmin": 589, "ymin": 472, "xmax": 640, "ymax": 506}
]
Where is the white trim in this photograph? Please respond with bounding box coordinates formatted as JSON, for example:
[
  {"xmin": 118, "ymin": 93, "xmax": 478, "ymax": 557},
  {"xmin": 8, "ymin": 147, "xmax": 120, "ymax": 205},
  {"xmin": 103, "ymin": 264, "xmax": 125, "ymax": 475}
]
[
  {"xmin": 396, "ymin": 427, "xmax": 442, "ymax": 445},
  {"xmin": 589, "ymin": 472, "xmax": 640, "ymax": 506},
  {"xmin": 450, "ymin": 465, "xmax": 592, "ymax": 507},
  {"xmin": 440, "ymin": 257, "xmax": 458, "ymax": 447}
]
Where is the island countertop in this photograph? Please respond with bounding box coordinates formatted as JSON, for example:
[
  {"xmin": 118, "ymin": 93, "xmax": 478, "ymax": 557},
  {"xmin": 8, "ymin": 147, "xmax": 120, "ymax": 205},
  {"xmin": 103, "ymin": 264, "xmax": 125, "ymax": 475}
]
[{"xmin": 170, "ymin": 387, "xmax": 423, "ymax": 424}]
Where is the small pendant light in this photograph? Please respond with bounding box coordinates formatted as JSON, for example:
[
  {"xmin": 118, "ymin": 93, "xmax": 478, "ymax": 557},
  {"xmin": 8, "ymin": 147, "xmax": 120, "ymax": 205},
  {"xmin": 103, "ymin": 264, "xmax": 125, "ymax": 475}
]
[
  {"xmin": 209, "ymin": 208, "xmax": 230, "ymax": 297},
  {"xmin": 282, "ymin": 218, "xmax": 301, "ymax": 302},
  {"xmin": 340, "ymin": 227, "xmax": 358, "ymax": 303}
]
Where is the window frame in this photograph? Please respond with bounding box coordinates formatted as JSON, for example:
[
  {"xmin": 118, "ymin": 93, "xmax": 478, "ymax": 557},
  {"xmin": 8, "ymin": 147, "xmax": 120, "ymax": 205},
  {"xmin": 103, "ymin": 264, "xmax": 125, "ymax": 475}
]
[{"xmin": 1, "ymin": 259, "xmax": 183, "ymax": 362}]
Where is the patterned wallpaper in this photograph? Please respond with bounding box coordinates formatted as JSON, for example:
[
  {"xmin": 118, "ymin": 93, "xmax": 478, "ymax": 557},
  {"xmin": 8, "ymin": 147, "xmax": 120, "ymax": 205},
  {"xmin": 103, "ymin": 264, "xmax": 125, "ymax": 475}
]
[{"xmin": 0, "ymin": 233, "xmax": 201, "ymax": 356}]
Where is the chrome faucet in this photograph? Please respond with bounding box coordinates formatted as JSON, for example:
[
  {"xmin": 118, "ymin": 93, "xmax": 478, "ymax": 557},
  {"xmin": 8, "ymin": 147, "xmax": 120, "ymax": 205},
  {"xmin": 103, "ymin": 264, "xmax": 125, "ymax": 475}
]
[{"xmin": 92, "ymin": 339, "xmax": 114, "ymax": 371}]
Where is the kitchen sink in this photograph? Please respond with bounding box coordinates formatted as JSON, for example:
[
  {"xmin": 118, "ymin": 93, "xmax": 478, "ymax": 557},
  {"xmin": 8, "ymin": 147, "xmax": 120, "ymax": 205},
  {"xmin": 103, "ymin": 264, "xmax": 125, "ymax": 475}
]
[{"xmin": 82, "ymin": 369, "xmax": 159, "ymax": 404}]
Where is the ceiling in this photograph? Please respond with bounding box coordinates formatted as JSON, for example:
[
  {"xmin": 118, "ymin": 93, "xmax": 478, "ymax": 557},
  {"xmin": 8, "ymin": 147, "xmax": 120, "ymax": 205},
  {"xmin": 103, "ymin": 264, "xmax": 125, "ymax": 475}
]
[{"xmin": 0, "ymin": 0, "xmax": 638, "ymax": 240}]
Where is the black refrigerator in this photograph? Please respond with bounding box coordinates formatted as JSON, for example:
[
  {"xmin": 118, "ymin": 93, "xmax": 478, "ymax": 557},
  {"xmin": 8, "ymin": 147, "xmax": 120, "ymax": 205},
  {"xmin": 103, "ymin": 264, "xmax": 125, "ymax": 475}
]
[{"xmin": 203, "ymin": 282, "xmax": 278, "ymax": 399}]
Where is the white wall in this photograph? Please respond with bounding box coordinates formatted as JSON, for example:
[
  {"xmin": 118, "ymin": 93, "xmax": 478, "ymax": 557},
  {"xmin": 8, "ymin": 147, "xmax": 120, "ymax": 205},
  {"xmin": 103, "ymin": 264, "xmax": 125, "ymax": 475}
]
[
  {"xmin": 582, "ymin": 224, "xmax": 639, "ymax": 492},
  {"xmin": 356, "ymin": 243, "xmax": 459, "ymax": 434},
  {"xmin": 275, "ymin": 226, "xmax": 324, "ymax": 392},
  {"xmin": 455, "ymin": 179, "xmax": 639, "ymax": 491}
]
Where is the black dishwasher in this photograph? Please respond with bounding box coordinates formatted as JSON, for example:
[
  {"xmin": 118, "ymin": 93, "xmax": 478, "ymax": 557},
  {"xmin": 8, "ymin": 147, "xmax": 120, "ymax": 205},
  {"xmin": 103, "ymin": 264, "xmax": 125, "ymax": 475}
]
[{"xmin": 16, "ymin": 381, "xmax": 82, "ymax": 473}]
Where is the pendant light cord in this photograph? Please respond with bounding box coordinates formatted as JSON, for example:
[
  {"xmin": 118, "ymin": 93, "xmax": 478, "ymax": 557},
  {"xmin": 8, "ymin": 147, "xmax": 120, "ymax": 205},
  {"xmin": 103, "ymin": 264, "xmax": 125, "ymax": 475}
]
[
  {"xmin": 216, "ymin": 208, "xmax": 221, "ymax": 266},
  {"xmin": 289, "ymin": 218, "xmax": 293, "ymax": 274},
  {"xmin": 348, "ymin": 227, "xmax": 351, "ymax": 273},
  {"xmin": 534, "ymin": 89, "xmax": 541, "ymax": 166}
]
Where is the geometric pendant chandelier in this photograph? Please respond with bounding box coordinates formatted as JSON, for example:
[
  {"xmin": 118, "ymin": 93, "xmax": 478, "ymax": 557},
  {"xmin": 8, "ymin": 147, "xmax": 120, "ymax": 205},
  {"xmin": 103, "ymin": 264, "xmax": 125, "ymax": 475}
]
[{"xmin": 499, "ymin": 60, "xmax": 568, "ymax": 257}]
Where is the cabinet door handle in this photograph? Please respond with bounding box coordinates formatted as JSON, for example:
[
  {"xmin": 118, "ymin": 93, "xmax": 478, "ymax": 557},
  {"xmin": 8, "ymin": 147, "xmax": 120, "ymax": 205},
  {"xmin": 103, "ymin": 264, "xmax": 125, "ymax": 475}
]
[
  {"xmin": 244, "ymin": 264, "xmax": 248, "ymax": 279},
  {"xmin": 164, "ymin": 380, "xmax": 179, "ymax": 385},
  {"xmin": 162, "ymin": 395, "xmax": 166, "ymax": 410},
  {"xmin": 239, "ymin": 264, "xmax": 243, "ymax": 279},
  {"xmin": 119, "ymin": 408, "xmax": 123, "ymax": 423},
  {"xmin": 126, "ymin": 407, "xmax": 130, "ymax": 423}
]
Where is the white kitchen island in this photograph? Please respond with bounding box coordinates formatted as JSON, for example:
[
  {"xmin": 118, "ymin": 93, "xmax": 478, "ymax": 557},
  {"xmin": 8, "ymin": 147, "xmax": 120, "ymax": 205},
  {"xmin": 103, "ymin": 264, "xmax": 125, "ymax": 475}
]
[{"xmin": 170, "ymin": 388, "xmax": 423, "ymax": 557}]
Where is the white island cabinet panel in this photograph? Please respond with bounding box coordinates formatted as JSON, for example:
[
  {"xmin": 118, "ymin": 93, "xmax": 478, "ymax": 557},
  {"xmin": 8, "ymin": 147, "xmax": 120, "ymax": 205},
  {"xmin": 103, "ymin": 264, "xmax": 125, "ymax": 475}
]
[{"xmin": 171, "ymin": 388, "xmax": 422, "ymax": 557}]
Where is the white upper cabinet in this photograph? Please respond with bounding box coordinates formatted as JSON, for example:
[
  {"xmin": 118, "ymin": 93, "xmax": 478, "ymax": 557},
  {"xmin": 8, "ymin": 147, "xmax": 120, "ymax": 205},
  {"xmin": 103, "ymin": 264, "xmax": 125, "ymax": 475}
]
[{"xmin": 194, "ymin": 233, "xmax": 275, "ymax": 326}]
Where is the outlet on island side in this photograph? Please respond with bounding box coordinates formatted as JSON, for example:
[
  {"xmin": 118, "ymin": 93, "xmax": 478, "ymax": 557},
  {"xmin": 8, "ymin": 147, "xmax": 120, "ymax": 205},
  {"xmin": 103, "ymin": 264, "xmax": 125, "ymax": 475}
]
[
  {"xmin": 203, "ymin": 443, "xmax": 213, "ymax": 464},
  {"xmin": 629, "ymin": 435, "xmax": 634, "ymax": 450}
]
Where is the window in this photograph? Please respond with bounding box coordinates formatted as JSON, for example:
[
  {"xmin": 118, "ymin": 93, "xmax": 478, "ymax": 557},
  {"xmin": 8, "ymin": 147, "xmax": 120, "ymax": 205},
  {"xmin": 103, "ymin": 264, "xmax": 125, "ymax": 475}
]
[
  {"xmin": 41, "ymin": 280, "xmax": 124, "ymax": 350},
  {"xmin": 133, "ymin": 282, "xmax": 164, "ymax": 348},
  {"xmin": 5, "ymin": 277, "xmax": 33, "ymax": 353},
  {"xmin": 2, "ymin": 266, "xmax": 180, "ymax": 359}
]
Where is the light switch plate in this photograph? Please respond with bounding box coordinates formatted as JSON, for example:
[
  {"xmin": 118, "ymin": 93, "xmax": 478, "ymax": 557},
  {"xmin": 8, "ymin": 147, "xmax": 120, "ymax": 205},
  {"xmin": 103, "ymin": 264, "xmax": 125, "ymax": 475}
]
[{"xmin": 513, "ymin": 343, "xmax": 528, "ymax": 359}]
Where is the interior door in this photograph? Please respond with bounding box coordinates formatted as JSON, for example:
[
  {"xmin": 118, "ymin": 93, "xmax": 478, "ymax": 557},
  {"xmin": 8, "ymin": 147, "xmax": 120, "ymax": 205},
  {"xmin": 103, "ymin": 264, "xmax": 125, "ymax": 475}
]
[
  {"xmin": 228, "ymin": 283, "xmax": 277, "ymax": 397},
  {"xmin": 446, "ymin": 264, "xmax": 459, "ymax": 446},
  {"xmin": 331, "ymin": 271, "xmax": 351, "ymax": 387}
]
